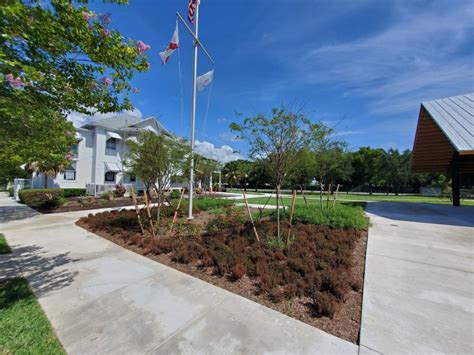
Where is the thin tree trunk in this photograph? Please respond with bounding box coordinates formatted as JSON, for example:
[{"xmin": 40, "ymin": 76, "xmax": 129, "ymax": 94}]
[
  {"xmin": 319, "ymin": 176, "xmax": 323, "ymax": 210},
  {"xmin": 243, "ymin": 190, "xmax": 260, "ymax": 242},
  {"xmin": 170, "ymin": 188, "xmax": 185, "ymax": 230},
  {"xmin": 300, "ymin": 185, "xmax": 308, "ymax": 207},
  {"xmin": 276, "ymin": 184, "xmax": 281, "ymax": 243},
  {"xmin": 332, "ymin": 184, "xmax": 340, "ymax": 207},
  {"xmin": 131, "ymin": 188, "xmax": 144, "ymax": 234},
  {"xmin": 143, "ymin": 191, "xmax": 156, "ymax": 238},
  {"xmin": 287, "ymin": 189, "xmax": 297, "ymax": 246},
  {"xmin": 326, "ymin": 183, "xmax": 331, "ymax": 209},
  {"xmin": 44, "ymin": 174, "xmax": 48, "ymax": 189}
]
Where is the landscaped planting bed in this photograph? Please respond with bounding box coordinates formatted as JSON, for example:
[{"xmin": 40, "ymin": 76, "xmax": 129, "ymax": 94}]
[{"xmin": 77, "ymin": 201, "xmax": 368, "ymax": 343}]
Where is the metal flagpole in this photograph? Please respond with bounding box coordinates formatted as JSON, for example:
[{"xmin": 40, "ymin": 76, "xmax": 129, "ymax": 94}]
[{"xmin": 187, "ymin": 3, "xmax": 199, "ymax": 220}]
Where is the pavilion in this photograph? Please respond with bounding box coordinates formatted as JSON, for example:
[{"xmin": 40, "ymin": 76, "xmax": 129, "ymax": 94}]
[{"xmin": 411, "ymin": 93, "xmax": 474, "ymax": 206}]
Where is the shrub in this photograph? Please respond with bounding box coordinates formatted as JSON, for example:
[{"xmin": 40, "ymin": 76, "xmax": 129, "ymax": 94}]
[
  {"xmin": 170, "ymin": 189, "xmax": 182, "ymax": 199},
  {"xmin": 7, "ymin": 187, "xmax": 14, "ymax": 197},
  {"xmin": 114, "ymin": 183, "xmax": 126, "ymax": 197},
  {"xmin": 19, "ymin": 188, "xmax": 64, "ymax": 210},
  {"xmin": 313, "ymin": 291, "xmax": 338, "ymax": 317},
  {"xmin": 232, "ymin": 263, "xmax": 246, "ymax": 280},
  {"xmin": 100, "ymin": 191, "xmax": 113, "ymax": 199},
  {"xmin": 277, "ymin": 204, "xmax": 369, "ymax": 230},
  {"xmin": 63, "ymin": 188, "xmax": 86, "ymax": 198}
]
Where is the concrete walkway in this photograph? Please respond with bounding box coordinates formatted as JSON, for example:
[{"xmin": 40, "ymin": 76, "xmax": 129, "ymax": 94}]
[
  {"xmin": 361, "ymin": 202, "xmax": 474, "ymax": 354},
  {"xmin": 0, "ymin": 193, "xmax": 356, "ymax": 354}
]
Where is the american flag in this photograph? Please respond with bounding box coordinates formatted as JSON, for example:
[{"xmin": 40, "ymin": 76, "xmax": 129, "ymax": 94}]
[{"xmin": 187, "ymin": 0, "xmax": 200, "ymax": 24}]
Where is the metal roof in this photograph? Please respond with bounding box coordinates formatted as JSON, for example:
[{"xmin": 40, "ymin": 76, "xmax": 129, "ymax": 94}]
[{"xmin": 422, "ymin": 93, "xmax": 474, "ymax": 153}]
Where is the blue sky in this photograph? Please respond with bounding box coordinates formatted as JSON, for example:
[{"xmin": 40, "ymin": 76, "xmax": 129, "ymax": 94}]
[{"xmin": 77, "ymin": 0, "xmax": 474, "ymax": 162}]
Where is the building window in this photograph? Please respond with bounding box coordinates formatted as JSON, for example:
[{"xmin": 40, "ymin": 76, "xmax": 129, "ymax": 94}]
[
  {"xmin": 70, "ymin": 144, "xmax": 79, "ymax": 158},
  {"xmin": 129, "ymin": 174, "xmax": 136, "ymax": 182},
  {"xmin": 64, "ymin": 163, "xmax": 76, "ymax": 181},
  {"xmin": 106, "ymin": 138, "xmax": 117, "ymax": 150},
  {"xmin": 105, "ymin": 171, "xmax": 115, "ymax": 182}
]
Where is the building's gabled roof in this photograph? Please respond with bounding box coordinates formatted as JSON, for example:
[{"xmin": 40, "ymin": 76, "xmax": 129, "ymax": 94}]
[
  {"xmin": 421, "ymin": 93, "xmax": 474, "ymax": 153},
  {"xmin": 81, "ymin": 114, "xmax": 143, "ymax": 130}
]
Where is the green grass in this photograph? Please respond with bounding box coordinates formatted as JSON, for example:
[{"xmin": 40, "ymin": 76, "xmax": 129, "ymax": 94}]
[
  {"xmin": 278, "ymin": 204, "xmax": 369, "ymax": 230},
  {"xmin": 0, "ymin": 234, "xmax": 11, "ymax": 254},
  {"xmin": 239, "ymin": 193, "xmax": 474, "ymax": 206},
  {"xmin": 0, "ymin": 278, "xmax": 64, "ymax": 354},
  {"xmin": 191, "ymin": 198, "xmax": 236, "ymax": 211}
]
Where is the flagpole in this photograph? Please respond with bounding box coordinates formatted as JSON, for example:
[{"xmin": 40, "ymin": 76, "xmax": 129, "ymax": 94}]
[{"xmin": 188, "ymin": 3, "xmax": 199, "ymax": 220}]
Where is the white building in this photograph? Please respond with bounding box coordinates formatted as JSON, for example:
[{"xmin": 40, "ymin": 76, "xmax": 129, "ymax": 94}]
[{"xmin": 31, "ymin": 114, "xmax": 171, "ymax": 193}]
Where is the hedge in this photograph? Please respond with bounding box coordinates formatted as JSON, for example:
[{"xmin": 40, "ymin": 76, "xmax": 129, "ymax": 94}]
[
  {"xmin": 19, "ymin": 188, "xmax": 64, "ymax": 210},
  {"xmin": 63, "ymin": 188, "xmax": 86, "ymax": 198},
  {"xmin": 7, "ymin": 188, "xmax": 14, "ymax": 197}
]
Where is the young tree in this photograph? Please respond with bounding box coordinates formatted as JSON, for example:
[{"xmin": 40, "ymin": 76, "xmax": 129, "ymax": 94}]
[
  {"xmin": 1, "ymin": 0, "xmax": 150, "ymax": 180},
  {"xmin": 231, "ymin": 107, "xmax": 322, "ymax": 243},
  {"xmin": 125, "ymin": 131, "xmax": 189, "ymax": 228}
]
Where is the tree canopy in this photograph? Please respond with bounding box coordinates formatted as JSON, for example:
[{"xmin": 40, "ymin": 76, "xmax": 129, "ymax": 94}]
[{"xmin": 0, "ymin": 0, "xmax": 151, "ymax": 182}]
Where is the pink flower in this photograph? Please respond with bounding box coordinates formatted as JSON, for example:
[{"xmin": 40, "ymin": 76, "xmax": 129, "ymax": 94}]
[
  {"xmin": 100, "ymin": 29, "xmax": 111, "ymax": 37},
  {"xmin": 64, "ymin": 153, "xmax": 73, "ymax": 161},
  {"xmin": 6, "ymin": 73, "xmax": 25, "ymax": 88},
  {"xmin": 82, "ymin": 11, "xmax": 94, "ymax": 21},
  {"xmin": 101, "ymin": 77, "xmax": 112, "ymax": 86},
  {"xmin": 137, "ymin": 40, "xmax": 151, "ymax": 54}
]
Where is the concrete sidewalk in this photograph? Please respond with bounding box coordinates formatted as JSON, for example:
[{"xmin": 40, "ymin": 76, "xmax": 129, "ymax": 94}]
[
  {"xmin": 360, "ymin": 202, "xmax": 474, "ymax": 354},
  {"xmin": 0, "ymin": 193, "xmax": 356, "ymax": 354}
]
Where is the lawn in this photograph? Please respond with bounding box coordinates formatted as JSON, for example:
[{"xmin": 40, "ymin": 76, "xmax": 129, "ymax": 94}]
[
  {"xmin": 0, "ymin": 278, "xmax": 64, "ymax": 354},
  {"xmin": 0, "ymin": 233, "xmax": 11, "ymax": 254},
  {"xmin": 238, "ymin": 194, "xmax": 474, "ymax": 206}
]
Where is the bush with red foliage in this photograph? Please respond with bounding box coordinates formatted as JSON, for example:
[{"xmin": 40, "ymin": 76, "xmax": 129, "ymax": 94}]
[{"xmin": 79, "ymin": 207, "xmax": 362, "ymax": 318}]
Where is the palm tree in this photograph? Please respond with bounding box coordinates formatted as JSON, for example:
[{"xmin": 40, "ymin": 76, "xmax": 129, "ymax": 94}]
[{"xmin": 25, "ymin": 160, "xmax": 67, "ymax": 188}]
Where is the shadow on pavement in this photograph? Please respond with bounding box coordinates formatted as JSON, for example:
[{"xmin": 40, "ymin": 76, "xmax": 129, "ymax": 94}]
[
  {"xmin": 2, "ymin": 244, "xmax": 81, "ymax": 297},
  {"xmin": 366, "ymin": 201, "xmax": 474, "ymax": 227},
  {"xmin": 0, "ymin": 205, "xmax": 39, "ymax": 223}
]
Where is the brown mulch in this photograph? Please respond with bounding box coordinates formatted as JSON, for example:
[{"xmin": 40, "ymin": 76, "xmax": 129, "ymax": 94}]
[{"xmin": 76, "ymin": 210, "xmax": 368, "ymax": 344}]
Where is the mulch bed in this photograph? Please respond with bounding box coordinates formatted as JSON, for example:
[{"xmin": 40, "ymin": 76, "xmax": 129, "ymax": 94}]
[{"xmin": 76, "ymin": 207, "xmax": 368, "ymax": 343}]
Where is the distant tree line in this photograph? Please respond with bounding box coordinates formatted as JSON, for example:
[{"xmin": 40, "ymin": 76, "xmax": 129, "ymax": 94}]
[{"xmin": 222, "ymin": 146, "xmax": 449, "ymax": 195}]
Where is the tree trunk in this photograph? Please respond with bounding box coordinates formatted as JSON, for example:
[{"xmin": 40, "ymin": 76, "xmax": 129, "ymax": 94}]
[
  {"xmin": 319, "ymin": 176, "xmax": 323, "ymax": 210},
  {"xmin": 44, "ymin": 174, "xmax": 48, "ymax": 189},
  {"xmin": 276, "ymin": 184, "xmax": 281, "ymax": 243}
]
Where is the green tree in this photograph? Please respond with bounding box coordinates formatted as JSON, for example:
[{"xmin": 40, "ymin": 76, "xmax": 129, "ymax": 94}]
[
  {"xmin": 222, "ymin": 159, "xmax": 252, "ymax": 191},
  {"xmin": 379, "ymin": 148, "xmax": 411, "ymax": 195},
  {"xmin": 125, "ymin": 131, "xmax": 189, "ymax": 227},
  {"xmin": 350, "ymin": 147, "xmax": 385, "ymax": 193},
  {"xmin": 248, "ymin": 159, "xmax": 272, "ymax": 192},
  {"xmin": 194, "ymin": 155, "xmax": 219, "ymax": 191},
  {"xmin": 231, "ymin": 107, "xmax": 323, "ymax": 243},
  {"xmin": 1, "ymin": 0, "xmax": 150, "ymax": 183}
]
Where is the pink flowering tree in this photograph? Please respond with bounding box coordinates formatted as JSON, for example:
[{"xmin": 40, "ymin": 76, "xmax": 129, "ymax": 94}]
[{"xmin": 0, "ymin": 0, "xmax": 152, "ymax": 182}]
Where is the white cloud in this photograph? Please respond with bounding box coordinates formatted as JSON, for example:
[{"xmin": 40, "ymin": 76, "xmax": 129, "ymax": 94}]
[
  {"xmin": 194, "ymin": 140, "xmax": 243, "ymax": 163},
  {"xmin": 67, "ymin": 108, "xmax": 143, "ymax": 128},
  {"xmin": 219, "ymin": 132, "xmax": 240, "ymax": 142},
  {"xmin": 292, "ymin": 1, "xmax": 474, "ymax": 115},
  {"xmin": 216, "ymin": 117, "xmax": 228, "ymax": 123}
]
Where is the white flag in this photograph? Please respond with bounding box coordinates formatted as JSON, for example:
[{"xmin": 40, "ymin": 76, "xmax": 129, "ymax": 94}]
[
  {"xmin": 159, "ymin": 23, "xmax": 179, "ymax": 64},
  {"xmin": 196, "ymin": 69, "xmax": 214, "ymax": 91}
]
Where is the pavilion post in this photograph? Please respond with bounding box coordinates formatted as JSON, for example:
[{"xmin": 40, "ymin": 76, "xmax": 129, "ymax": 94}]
[{"xmin": 451, "ymin": 152, "xmax": 460, "ymax": 207}]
